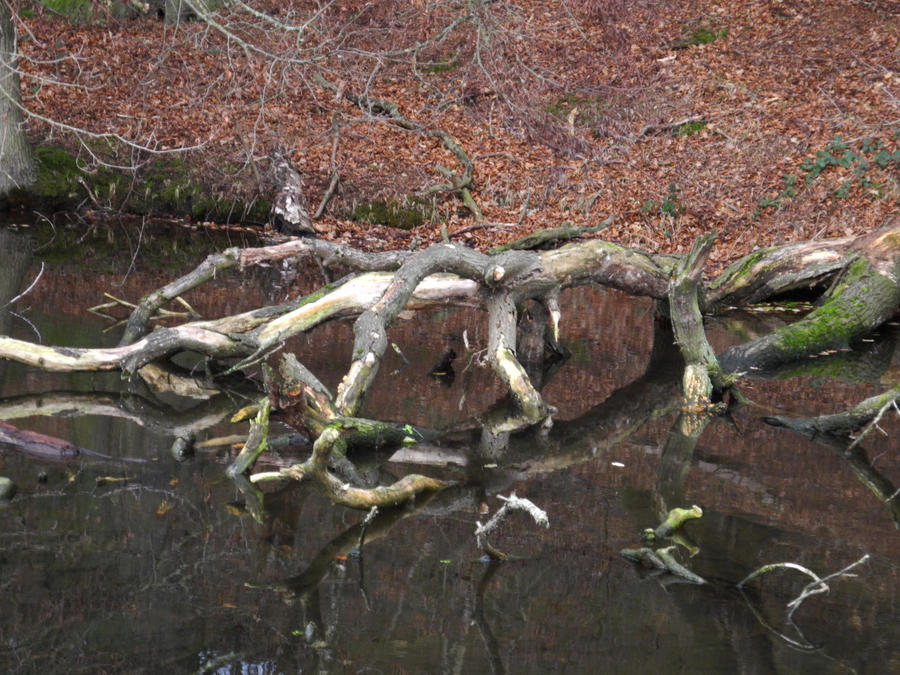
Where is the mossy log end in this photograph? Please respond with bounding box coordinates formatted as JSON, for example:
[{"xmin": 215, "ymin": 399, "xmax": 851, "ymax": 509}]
[
  {"xmin": 720, "ymin": 251, "xmax": 900, "ymax": 374},
  {"xmin": 642, "ymin": 505, "xmax": 704, "ymax": 542}
]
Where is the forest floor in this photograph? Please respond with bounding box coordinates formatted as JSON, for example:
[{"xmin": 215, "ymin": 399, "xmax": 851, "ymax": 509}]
[{"xmin": 16, "ymin": 0, "xmax": 900, "ymax": 270}]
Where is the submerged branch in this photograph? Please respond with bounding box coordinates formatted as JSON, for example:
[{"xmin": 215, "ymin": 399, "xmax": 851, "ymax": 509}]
[
  {"xmin": 475, "ymin": 492, "xmax": 550, "ymax": 560},
  {"xmin": 620, "ymin": 546, "xmax": 706, "ymax": 584},
  {"xmin": 642, "ymin": 505, "xmax": 703, "ymax": 543},
  {"xmin": 739, "ymin": 554, "xmax": 870, "ymax": 620},
  {"xmin": 764, "ymin": 384, "xmax": 900, "ymax": 438},
  {"xmin": 227, "ymin": 398, "xmax": 271, "ymax": 477},
  {"xmin": 256, "ymin": 428, "xmax": 447, "ymax": 509}
]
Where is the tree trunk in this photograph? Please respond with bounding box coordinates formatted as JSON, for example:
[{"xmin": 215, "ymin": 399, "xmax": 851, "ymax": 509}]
[
  {"xmin": 0, "ymin": 1, "xmax": 35, "ymax": 199},
  {"xmin": 719, "ymin": 221, "xmax": 900, "ymax": 374}
]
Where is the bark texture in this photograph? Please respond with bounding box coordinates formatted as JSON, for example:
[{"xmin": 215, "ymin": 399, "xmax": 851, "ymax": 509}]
[
  {"xmin": 0, "ymin": 3, "xmax": 35, "ymax": 197},
  {"xmin": 2, "ymin": 220, "xmax": 899, "ymax": 509}
]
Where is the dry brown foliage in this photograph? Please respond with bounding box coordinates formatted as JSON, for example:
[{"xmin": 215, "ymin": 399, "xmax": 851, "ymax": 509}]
[{"xmin": 9, "ymin": 0, "xmax": 899, "ymax": 268}]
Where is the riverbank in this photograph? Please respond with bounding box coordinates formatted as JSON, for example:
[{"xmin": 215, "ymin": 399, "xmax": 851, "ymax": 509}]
[{"xmin": 7, "ymin": 0, "xmax": 899, "ymax": 266}]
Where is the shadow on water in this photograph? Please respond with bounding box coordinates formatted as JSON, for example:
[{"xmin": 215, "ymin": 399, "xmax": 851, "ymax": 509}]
[{"xmin": 0, "ymin": 223, "xmax": 898, "ymax": 673}]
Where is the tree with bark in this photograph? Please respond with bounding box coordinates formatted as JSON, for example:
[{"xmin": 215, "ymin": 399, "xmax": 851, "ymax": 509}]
[
  {"xmin": 1, "ymin": 216, "xmax": 897, "ymax": 511},
  {"xmin": 0, "ymin": 1, "xmax": 897, "ymax": 515},
  {"xmin": 0, "ymin": 0, "xmax": 35, "ymax": 199}
]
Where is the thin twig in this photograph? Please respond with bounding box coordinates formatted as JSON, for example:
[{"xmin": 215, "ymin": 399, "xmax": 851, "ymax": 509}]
[
  {"xmin": 475, "ymin": 492, "xmax": 549, "ymax": 560},
  {"xmin": 1, "ymin": 262, "xmax": 44, "ymax": 310},
  {"xmin": 786, "ymin": 554, "xmax": 869, "ymax": 620},
  {"xmin": 738, "ymin": 561, "xmax": 823, "ymax": 589},
  {"xmin": 846, "ymin": 399, "xmax": 894, "ymax": 451}
]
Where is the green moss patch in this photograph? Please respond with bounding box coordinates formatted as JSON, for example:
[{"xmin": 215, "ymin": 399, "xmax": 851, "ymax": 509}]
[
  {"xmin": 674, "ymin": 120, "xmax": 708, "ymax": 137},
  {"xmin": 25, "ymin": 145, "xmax": 269, "ymax": 223},
  {"xmin": 674, "ymin": 25, "xmax": 729, "ymax": 50},
  {"xmin": 346, "ymin": 198, "xmax": 431, "ymax": 230}
]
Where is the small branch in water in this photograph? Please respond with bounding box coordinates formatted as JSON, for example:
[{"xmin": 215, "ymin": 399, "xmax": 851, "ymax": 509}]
[
  {"xmin": 1, "ymin": 262, "xmax": 44, "ymax": 310},
  {"xmin": 847, "ymin": 399, "xmax": 894, "ymax": 451},
  {"xmin": 738, "ymin": 554, "xmax": 871, "ymax": 620},
  {"xmin": 226, "ymin": 398, "xmax": 271, "ymax": 477},
  {"xmin": 620, "ymin": 546, "xmax": 707, "ymax": 584},
  {"xmin": 475, "ymin": 492, "xmax": 549, "ymax": 561},
  {"xmin": 358, "ymin": 505, "xmax": 379, "ymax": 550},
  {"xmin": 253, "ymin": 427, "xmax": 446, "ymax": 509},
  {"xmin": 786, "ymin": 554, "xmax": 870, "ymax": 620},
  {"xmin": 642, "ymin": 504, "xmax": 703, "ymax": 542}
]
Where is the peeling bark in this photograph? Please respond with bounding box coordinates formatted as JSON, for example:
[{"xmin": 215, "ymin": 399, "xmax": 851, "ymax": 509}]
[{"xmin": 270, "ymin": 144, "xmax": 315, "ymax": 236}]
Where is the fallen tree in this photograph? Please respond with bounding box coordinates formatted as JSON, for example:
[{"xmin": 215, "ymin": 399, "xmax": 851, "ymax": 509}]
[{"xmin": 1, "ymin": 216, "xmax": 898, "ymax": 508}]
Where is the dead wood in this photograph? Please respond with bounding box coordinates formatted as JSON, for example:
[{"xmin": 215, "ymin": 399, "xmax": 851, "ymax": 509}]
[
  {"xmin": 270, "ymin": 144, "xmax": 316, "ymax": 236},
  {"xmin": 260, "ymin": 428, "xmax": 447, "ymax": 510},
  {"xmin": 2, "ymin": 222, "xmax": 899, "ymax": 503}
]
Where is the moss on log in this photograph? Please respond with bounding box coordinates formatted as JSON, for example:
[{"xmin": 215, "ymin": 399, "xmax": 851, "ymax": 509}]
[{"xmin": 720, "ymin": 255, "xmax": 900, "ymax": 374}]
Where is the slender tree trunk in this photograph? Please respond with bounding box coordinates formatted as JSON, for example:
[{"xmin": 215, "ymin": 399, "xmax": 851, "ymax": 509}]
[{"xmin": 0, "ymin": 1, "xmax": 35, "ymax": 199}]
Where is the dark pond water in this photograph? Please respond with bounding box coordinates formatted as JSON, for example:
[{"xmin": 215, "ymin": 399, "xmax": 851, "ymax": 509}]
[{"xmin": 0, "ymin": 223, "xmax": 898, "ymax": 674}]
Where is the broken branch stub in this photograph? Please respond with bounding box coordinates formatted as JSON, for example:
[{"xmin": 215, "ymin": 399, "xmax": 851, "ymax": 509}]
[{"xmin": 270, "ymin": 144, "xmax": 315, "ymax": 236}]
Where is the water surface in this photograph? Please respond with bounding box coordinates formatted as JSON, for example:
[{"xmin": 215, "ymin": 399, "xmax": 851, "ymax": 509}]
[{"xmin": 0, "ymin": 223, "xmax": 898, "ymax": 673}]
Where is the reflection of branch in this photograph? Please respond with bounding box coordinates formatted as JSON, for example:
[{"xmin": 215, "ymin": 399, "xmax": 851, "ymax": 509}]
[
  {"xmin": 739, "ymin": 554, "xmax": 870, "ymax": 621},
  {"xmin": 736, "ymin": 587, "xmax": 819, "ymax": 652},
  {"xmin": 472, "ymin": 561, "xmax": 506, "ymax": 675},
  {"xmin": 655, "ymin": 410, "xmax": 714, "ymax": 516},
  {"xmin": 230, "ymin": 474, "xmax": 267, "ymax": 524},
  {"xmin": 260, "ymin": 497, "xmax": 435, "ymax": 599},
  {"xmin": 0, "ymin": 390, "xmax": 239, "ymax": 439},
  {"xmin": 765, "ymin": 407, "xmax": 900, "ymax": 527},
  {"xmin": 0, "ymin": 262, "xmax": 43, "ymax": 310}
]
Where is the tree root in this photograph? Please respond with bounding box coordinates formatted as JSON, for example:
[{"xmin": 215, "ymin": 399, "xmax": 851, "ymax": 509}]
[{"xmin": 253, "ymin": 428, "xmax": 447, "ymax": 510}]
